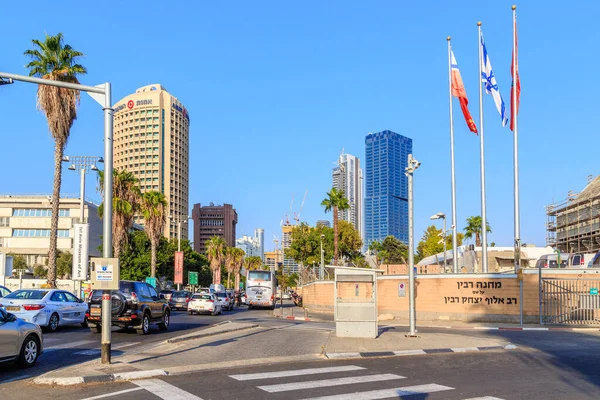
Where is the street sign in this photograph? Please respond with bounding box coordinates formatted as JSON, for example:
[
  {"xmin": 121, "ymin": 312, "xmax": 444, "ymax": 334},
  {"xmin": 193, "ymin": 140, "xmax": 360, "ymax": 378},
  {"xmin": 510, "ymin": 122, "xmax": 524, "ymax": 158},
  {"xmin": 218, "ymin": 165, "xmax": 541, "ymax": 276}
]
[
  {"xmin": 240, "ymin": 281, "xmax": 244, "ymax": 289},
  {"xmin": 398, "ymin": 283, "xmax": 406, "ymax": 297},
  {"xmin": 90, "ymin": 257, "xmax": 120, "ymax": 290},
  {"xmin": 145, "ymin": 277, "xmax": 157, "ymax": 288},
  {"xmin": 189, "ymin": 271, "xmax": 198, "ymax": 286},
  {"xmin": 590, "ymin": 288, "xmax": 599, "ymax": 295},
  {"xmin": 72, "ymin": 223, "xmax": 89, "ymax": 281},
  {"xmin": 174, "ymin": 251, "xmax": 184, "ymax": 285}
]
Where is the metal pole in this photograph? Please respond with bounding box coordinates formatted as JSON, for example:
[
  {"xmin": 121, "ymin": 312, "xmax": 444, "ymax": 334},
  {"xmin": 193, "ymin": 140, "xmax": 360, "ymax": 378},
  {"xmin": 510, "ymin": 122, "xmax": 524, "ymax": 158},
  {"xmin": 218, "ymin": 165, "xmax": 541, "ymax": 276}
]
[
  {"xmin": 320, "ymin": 236, "xmax": 325, "ymax": 280},
  {"xmin": 80, "ymin": 168, "xmax": 86, "ymax": 223},
  {"xmin": 407, "ymin": 155, "xmax": 416, "ymax": 336},
  {"xmin": 177, "ymin": 220, "xmax": 181, "ymax": 291},
  {"xmin": 539, "ymin": 260, "xmax": 543, "ymax": 324},
  {"xmin": 519, "ymin": 279, "xmax": 523, "ymax": 327},
  {"xmin": 443, "ymin": 217, "xmax": 447, "ymax": 272},
  {"xmin": 101, "ymin": 82, "xmax": 114, "ymax": 365},
  {"xmin": 478, "ymin": 22, "xmax": 489, "ymax": 273},
  {"xmin": 447, "ymin": 37, "xmax": 459, "ymax": 274},
  {"xmin": 0, "ymin": 72, "xmax": 104, "ymax": 93},
  {"xmin": 512, "ymin": 5, "xmax": 521, "ymax": 274}
]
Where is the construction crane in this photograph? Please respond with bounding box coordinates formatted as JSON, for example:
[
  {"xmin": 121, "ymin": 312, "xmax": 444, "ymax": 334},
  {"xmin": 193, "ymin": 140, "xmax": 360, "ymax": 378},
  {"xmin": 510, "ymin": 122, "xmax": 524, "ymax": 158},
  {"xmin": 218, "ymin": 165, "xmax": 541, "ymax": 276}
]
[
  {"xmin": 294, "ymin": 189, "xmax": 309, "ymax": 224},
  {"xmin": 283, "ymin": 193, "xmax": 294, "ymax": 226}
]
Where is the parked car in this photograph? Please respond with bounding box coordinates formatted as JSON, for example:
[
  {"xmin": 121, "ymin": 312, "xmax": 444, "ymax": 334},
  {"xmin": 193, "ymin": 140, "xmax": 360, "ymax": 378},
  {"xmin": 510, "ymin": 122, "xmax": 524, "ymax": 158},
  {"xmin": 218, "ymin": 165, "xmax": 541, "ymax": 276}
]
[
  {"xmin": 568, "ymin": 253, "xmax": 595, "ymax": 268},
  {"xmin": 0, "ymin": 307, "xmax": 43, "ymax": 367},
  {"xmin": 87, "ymin": 281, "xmax": 171, "ymax": 335},
  {"xmin": 215, "ymin": 292, "xmax": 233, "ymax": 311},
  {"xmin": 0, "ymin": 289, "xmax": 87, "ymax": 332},
  {"xmin": 159, "ymin": 289, "xmax": 176, "ymax": 301},
  {"xmin": 188, "ymin": 293, "xmax": 221, "ymax": 315},
  {"xmin": 0, "ymin": 286, "xmax": 11, "ymax": 298},
  {"xmin": 169, "ymin": 291, "xmax": 192, "ymax": 310},
  {"xmin": 535, "ymin": 254, "xmax": 569, "ymax": 269}
]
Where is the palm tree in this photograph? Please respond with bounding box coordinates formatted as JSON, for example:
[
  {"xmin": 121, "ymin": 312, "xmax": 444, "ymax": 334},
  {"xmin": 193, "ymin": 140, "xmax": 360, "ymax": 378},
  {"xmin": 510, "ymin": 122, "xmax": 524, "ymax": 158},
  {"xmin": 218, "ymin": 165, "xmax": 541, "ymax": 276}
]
[
  {"xmin": 463, "ymin": 216, "xmax": 492, "ymax": 247},
  {"xmin": 98, "ymin": 169, "xmax": 141, "ymax": 259},
  {"xmin": 224, "ymin": 247, "xmax": 236, "ymax": 289},
  {"xmin": 321, "ymin": 188, "xmax": 350, "ymax": 265},
  {"xmin": 233, "ymin": 248, "xmax": 246, "ymax": 291},
  {"xmin": 205, "ymin": 236, "xmax": 226, "ymax": 285},
  {"xmin": 140, "ymin": 191, "xmax": 167, "ymax": 278},
  {"xmin": 25, "ymin": 33, "xmax": 87, "ymax": 287},
  {"xmin": 245, "ymin": 256, "xmax": 263, "ymax": 271}
]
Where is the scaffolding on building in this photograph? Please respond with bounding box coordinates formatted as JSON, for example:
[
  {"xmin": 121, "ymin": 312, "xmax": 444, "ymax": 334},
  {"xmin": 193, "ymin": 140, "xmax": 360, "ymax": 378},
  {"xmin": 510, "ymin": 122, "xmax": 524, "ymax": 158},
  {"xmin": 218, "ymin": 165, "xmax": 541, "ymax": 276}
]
[{"xmin": 546, "ymin": 175, "xmax": 600, "ymax": 254}]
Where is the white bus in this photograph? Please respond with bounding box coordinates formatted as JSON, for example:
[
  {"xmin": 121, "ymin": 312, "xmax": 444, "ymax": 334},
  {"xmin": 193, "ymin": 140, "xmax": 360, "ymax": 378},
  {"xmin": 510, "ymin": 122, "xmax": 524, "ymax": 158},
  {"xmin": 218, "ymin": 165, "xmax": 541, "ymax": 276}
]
[{"xmin": 246, "ymin": 270, "xmax": 277, "ymax": 310}]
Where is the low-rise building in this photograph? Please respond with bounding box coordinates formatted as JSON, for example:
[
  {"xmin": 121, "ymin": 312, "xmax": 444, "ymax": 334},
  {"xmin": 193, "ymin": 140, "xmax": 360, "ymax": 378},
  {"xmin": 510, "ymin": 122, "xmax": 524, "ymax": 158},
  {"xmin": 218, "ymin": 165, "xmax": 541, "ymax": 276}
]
[{"xmin": 0, "ymin": 194, "xmax": 103, "ymax": 268}]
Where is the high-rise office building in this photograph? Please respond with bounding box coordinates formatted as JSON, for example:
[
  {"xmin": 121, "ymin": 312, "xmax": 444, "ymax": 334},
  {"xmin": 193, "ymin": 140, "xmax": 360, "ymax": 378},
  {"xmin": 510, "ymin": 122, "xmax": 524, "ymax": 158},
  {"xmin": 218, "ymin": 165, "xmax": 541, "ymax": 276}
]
[
  {"xmin": 364, "ymin": 130, "xmax": 413, "ymax": 247},
  {"xmin": 192, "ymin": 203, "xmax": 238, "ymax": 254},
  {"xmin": 235, "ymin": 228, "xmax": 265, "ymax": 260},
  {"xmin": 113, "ymin": 84, "xmax": 190, "ymax": 239},
  {"xmin": 282, "ymin": 223, "xmax": 299, "ymax": 275},
  {"xmin": 255, "ymin": 228, "xmax": 265, "ymax": 261},
  {"xmin": 332, "ymin": 152, "xmax": 363, "ymax": 241}
]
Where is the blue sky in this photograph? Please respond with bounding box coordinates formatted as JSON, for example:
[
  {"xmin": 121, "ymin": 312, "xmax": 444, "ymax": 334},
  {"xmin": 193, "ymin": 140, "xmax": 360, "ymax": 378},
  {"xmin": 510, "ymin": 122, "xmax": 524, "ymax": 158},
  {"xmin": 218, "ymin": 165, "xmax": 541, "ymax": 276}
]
[{"xmin": 1, "ymin": 1, "xmax": 597, "ymax": 252}]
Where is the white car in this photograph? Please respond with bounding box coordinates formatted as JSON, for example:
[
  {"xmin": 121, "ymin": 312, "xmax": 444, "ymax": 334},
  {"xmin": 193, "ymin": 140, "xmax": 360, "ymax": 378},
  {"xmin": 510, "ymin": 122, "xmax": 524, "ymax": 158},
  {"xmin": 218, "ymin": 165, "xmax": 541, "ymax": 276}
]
[
  {"xmin": 283, "ymin": 293, "xmax": 292, "ymax": 300},
  {"xmin": 188, "ymin": 293, "xmax": 222, "ymax": 316},
  {"xmin": 0, "ymin": 289, "xmax": 88, "ymax": 332}
]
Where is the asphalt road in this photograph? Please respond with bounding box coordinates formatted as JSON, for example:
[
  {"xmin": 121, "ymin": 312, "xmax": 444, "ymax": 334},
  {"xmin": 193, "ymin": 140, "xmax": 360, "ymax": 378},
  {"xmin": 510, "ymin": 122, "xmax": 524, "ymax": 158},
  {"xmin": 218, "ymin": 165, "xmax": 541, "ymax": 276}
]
[{"xmin": 0, "ymin": 302, "xmax": 299, "ymax": 385}]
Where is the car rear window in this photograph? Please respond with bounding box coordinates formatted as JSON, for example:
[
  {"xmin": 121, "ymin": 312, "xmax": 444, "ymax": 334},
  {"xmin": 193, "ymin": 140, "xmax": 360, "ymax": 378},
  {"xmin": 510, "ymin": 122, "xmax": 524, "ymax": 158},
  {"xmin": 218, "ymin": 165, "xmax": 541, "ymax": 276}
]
[
  {"xmin": 215, "ymin": 292, "xmax": 226, "ymax": 298},
  {"xmin": 5, "ymin": 290, "xmax": 48, "ymax": 300},
  {"xmin": 173, "ymin": 291, "xmax": 189, "ymax": 297},
  {"xmin": 193, "ymin": 294, "xmax": 212, "ymax": 300},
  {"xmin": 119, "ymin": 282, "xmax": 135, "ymax": 294}
]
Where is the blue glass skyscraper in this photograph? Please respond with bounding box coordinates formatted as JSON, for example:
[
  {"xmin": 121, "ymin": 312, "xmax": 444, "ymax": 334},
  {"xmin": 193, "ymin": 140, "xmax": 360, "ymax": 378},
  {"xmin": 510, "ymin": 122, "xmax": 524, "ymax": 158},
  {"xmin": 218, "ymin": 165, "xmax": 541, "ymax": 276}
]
[{"xmin": 364, "ymin": 130, "xmax": 413, "ymax": 247}]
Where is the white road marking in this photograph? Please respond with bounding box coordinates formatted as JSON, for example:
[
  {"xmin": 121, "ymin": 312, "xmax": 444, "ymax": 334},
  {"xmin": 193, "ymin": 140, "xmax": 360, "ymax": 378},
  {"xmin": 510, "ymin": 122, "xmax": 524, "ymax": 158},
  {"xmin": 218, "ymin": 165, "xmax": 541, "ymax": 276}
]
[
  {"xmin": 230, "ymin": 365, "xmax": 366, "ymax": 381},
  {"xmin": 451, "ymin": 347, "xmax": 480, "ymax": 353},
  {"xmin": 258, "ymin": 373, "xmax": 405, "ymax": 393},
  {"xmin": 326, "ymin": 352, "xmax": 361, "ymax": 359},
  {"xmin": 300, "ymin": 383, "xmax": 454, "ymax": 399},
  {"xmin": 462, "ymin": 397, "xmax": 505, "ymax": 400},
  {"xmin": 134, "ymin": 379, "xmax": 203, "ymax": 399},
  {"xmin": 73, "ymin": 342, "xmax": 139, "ymax": 356},
  {"xmin": 80, "ymin": 387, "xmax": 144, "ymax": 400},
  {"xmin": 44, "ymin": 340, "xmax": 95, "ymax": 352}
]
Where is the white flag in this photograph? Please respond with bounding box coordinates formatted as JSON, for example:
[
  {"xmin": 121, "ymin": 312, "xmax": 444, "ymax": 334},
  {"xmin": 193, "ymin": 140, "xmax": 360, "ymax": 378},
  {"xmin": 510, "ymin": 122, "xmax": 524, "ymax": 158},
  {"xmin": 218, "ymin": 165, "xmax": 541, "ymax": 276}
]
[{"xmin": 480, "ymin": 30, "xmax": 508, "ymax": 127}]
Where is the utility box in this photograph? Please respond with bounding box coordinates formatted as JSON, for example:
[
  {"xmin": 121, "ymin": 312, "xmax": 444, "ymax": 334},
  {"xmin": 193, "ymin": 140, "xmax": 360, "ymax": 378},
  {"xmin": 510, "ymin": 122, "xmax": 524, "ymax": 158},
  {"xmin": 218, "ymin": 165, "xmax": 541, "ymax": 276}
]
[
  {"xmin": 90, "ymin": 257, "xmax": 120, "ymax": 290},
  {"xmin": 334, "ymin": 266, "xmax": 383, "ymax": 338}
]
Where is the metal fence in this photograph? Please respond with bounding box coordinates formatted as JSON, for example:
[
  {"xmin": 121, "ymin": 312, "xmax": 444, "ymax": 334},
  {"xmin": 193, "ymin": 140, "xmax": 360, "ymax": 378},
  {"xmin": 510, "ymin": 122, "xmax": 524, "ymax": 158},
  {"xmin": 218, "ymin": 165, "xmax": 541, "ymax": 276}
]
[{"xmin": 541, "ymin": 278, "xmax": 600, "ymax": 325}]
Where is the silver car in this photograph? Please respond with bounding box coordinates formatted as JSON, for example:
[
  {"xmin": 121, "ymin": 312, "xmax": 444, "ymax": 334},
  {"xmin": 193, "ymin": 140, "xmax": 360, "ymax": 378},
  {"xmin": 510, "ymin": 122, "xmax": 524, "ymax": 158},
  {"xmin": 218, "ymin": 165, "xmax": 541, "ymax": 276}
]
[{"xmin": 0, "ymin": 307, "xmax": 43, "ymax": 367}]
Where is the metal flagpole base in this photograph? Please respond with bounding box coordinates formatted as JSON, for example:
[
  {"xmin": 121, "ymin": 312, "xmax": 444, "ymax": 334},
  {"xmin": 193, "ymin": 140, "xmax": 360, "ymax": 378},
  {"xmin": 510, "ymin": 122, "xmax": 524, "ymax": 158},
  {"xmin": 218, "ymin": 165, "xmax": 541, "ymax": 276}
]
[{"xmin": 101, "ymin": 343, "xmax": 111, "ymax": 364}]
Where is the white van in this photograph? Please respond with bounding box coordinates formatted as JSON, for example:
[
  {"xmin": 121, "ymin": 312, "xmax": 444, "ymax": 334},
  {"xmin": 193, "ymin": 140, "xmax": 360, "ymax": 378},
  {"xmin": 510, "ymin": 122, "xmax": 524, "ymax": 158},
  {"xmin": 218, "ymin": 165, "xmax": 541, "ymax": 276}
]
[
  {"xmin": 567, "ymin": 253, "xmax": 595, "ymax": 268},
  {"xmin": 534, "ymin": 254, "xmax": 569, "ymax": 269}
]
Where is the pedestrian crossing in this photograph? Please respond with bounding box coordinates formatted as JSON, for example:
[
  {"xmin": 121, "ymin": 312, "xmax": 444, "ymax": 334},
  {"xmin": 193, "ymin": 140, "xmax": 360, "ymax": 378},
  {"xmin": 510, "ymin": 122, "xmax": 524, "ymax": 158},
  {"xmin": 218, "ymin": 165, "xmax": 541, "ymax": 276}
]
[
  {"xmin": 43, "ymin": 339, "xmax": 139, "ymax": 356},
  {"xmin": 228, "ymin": 364, "xmax": 506, "ymax": 400}
]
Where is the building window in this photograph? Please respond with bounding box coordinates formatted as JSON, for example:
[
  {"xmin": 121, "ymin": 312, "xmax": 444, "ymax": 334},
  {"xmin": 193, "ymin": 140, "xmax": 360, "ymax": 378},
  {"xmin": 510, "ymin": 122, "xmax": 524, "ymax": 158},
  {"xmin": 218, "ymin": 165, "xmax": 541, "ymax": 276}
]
[
  {"xmin": 0, "ymin": 217, "xmax": 9, "ymax": 227},
  {"xmin": 12, "ymin": 209, "xmax": 70, "ymax": 217},
  {"xmin": 12, "ymin": 229, "xmax": 70, "ymax": 238}
]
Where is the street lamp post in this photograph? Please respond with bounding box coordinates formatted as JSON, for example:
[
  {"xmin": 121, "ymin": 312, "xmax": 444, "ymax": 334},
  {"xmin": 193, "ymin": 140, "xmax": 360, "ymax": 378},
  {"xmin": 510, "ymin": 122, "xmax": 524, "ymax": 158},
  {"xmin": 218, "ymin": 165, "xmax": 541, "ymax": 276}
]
[
  {"xmin": 170, "ymin": 214, "xmax": 191, "ymax": 290},
  {"xmin": 430, "ymin": 212, "xmax": 447, "ymax": 272},
  {"xmin": 320, "ymin": 234, "xmax": 325, "ymax": 280},
  {"xmin": 0, "ymin": 71, "xmax": 114, "ymax": 364},
  {"xmin": 405, "ymin": 154, "xmax": 421, "ymax": 337}
]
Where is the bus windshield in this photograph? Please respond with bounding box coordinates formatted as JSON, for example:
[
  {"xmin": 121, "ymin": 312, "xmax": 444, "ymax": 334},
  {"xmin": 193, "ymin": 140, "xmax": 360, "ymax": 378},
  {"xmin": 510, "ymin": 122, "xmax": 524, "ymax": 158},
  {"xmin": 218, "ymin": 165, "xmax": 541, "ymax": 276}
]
[{"xmin": 248, "ymin": 271, "xmax": 271, "ymax": 281}]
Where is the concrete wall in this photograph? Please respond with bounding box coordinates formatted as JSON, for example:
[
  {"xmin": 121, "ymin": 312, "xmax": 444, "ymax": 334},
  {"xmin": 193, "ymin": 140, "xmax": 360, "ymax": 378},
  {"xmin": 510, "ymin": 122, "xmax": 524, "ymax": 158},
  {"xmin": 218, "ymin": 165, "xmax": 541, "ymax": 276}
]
[{"xmin": 301, "ymin": 269, "xmax": 600, "ymax": 323}]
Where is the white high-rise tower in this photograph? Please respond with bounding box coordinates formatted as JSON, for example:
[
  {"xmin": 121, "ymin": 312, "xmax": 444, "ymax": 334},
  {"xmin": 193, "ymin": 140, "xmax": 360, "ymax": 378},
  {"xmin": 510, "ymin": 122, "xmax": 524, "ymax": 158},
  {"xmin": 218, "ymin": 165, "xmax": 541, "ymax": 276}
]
[{"xmin": 332, "ymin": 152, "xmax": 363, "ymax": 242}]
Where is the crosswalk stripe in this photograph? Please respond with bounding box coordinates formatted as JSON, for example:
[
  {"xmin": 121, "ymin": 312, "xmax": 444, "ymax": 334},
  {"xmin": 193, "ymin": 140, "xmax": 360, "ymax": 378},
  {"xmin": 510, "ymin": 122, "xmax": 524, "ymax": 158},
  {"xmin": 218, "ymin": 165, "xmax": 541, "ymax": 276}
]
[
  {"xmin": 257, "ymin": 373, "xmax": 405, "ymax": 393},
  {"xmin": 134, "ymin": 379, "xmax": 203, "ymax": 400},
  {"xmin": 80, "ymin": 387, "xmax": 144, "ymax": 400},
  {"xmin": 230, "ymin": 366, "xmax": 366, "ymax": 381},
  {"xmin": 462, "ymin": 397, "xmax": 505, "ymax": 400},
  {"xmin": 73, "ymin": 342, "xmax": 139, "ymax": 356},
  {"xmin": 299, "ymin": 383, "xmax": 455, "ymax": 400},
  {"xmin": 44, "ymin": 340, "xmax": 95, "ymax": 352}
]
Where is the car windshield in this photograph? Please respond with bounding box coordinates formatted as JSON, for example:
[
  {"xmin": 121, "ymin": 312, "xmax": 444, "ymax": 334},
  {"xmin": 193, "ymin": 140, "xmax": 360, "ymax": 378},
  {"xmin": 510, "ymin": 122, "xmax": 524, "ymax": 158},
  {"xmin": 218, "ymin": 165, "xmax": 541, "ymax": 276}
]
[
  {"xmin": 4, "ymin": 290, "xmax": 49, "ymax": 300},
  {"xmin": 193, "ymin": 294, "xmax": 212, "ymax": 300},
  {"xmin": 215, "ymin": 292, "xmax": 227, "ymax": 298},
  {"xmin": 160, "ymin": 290, "xmax": 173, "ymax": 294}
]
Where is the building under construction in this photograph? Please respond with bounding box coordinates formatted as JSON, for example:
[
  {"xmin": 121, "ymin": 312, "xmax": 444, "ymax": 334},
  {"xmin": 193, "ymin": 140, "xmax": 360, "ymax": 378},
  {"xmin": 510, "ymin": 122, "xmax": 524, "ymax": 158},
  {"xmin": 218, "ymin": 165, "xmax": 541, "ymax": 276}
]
[{"xmin": 546, "ymin": 175, "xmax": 600, "ymax": 253}]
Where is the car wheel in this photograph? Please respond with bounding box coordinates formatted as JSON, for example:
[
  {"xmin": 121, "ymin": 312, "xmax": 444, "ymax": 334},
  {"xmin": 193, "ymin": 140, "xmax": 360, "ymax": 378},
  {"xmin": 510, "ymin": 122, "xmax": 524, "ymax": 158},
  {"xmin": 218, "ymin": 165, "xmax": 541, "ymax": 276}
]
[
  {"xmin": 18, "ymin": 335, "xmax": 39, "ymax": 368},
  {"xmin": 137, "ymin": 312, "xmax": 150, "ymax": 335},
  {"xmin": 188, "ymin": 311, "xmax": 193, "ymax": 315},
  {"xmin": 158, "ymin": 310, "xmax": 170, "ymax": 331},
  {"xmin": 89, "ymin": 323, "xmax": 101, "ymax": 334},
  {"xmin": 81, "ymin": 316, "xmax": 88, "ymax": 328},
  {"xmin": 44, "ymin": 313, "xmax": 59, "ymax": 332}
]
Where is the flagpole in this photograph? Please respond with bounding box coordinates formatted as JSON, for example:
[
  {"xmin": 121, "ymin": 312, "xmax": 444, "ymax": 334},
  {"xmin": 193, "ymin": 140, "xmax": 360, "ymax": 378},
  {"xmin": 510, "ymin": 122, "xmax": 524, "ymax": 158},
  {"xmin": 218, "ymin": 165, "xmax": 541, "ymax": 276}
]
[
  {"xmin": 512, "ymin": 5, "xmax": 520, "ymax": 274},
  {"xmin": 478, "ymin": 21, "xmax": 489, "ymax": 273},
  {"xmin": 447, "ymin": 37, "xmax": 459, "ymax": 274}
]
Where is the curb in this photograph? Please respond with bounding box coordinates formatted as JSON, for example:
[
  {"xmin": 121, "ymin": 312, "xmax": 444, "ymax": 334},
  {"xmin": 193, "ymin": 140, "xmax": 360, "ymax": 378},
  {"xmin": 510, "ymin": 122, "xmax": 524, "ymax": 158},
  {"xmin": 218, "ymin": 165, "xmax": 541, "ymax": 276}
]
[
  {"xmin": 33, "ymin": 369, "xmax": 167, "ymax": 386},
  {"xmin": 383, "ymin": 324, "xmax": 600, "ymax": 332},
  {"xmin": 325, "ymin": 344, "xmax": 517, "ymax": 359},
  {"xmin": 165, "ymin": 324, "xmax": 260, "ymax": 344}
]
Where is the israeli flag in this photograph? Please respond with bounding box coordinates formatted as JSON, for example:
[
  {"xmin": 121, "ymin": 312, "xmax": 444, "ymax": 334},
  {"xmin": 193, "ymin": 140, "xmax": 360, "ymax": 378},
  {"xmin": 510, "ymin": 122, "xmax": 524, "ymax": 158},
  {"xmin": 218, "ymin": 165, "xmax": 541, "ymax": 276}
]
[{"xmin": 480, "ymin": 31, "xmax": 508, "ymax": 127}]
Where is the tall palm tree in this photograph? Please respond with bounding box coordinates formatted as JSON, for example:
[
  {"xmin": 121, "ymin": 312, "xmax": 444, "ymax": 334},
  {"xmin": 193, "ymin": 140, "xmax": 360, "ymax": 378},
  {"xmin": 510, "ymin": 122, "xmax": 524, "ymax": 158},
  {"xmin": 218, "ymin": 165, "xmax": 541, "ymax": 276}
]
[
  {"xmin": 321, "ymin": 188, "xmax": 350, "ymax": 265},
  {"xmin": 463, "ymin": 216, "xmax": 492, "ymax": 247},
  {"xmin": 224, "ymin": 247, "xmax": 236, "ymax": 289},
  {"xmin": 233, "ymin": 248, "xmax": 245, "ymax": 291},
  {"xmin": 206, "ymin": 236, "xmax": 226, "ymax": 285},
  {"xmin": 245, "ymin": 256, "xmax": 263, "ymax": 271},
  {"xmin": 25, "ymin": 33, "xmax": 87, "ymax": 288},
  {"xmin": 140, "ymin": 191, "xmax": 167, "ymax": 278},
  {"xmin": 98, "ymin": 169, "xmax": 141, "ymax": 259}
]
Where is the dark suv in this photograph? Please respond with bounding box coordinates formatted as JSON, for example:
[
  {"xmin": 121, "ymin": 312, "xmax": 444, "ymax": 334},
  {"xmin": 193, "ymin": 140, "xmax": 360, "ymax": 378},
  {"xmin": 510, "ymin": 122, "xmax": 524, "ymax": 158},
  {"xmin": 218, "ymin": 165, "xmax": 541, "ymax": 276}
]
[{"xmin": 87, "ymin": 281, "xmax": 171, "ymax": 335}]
